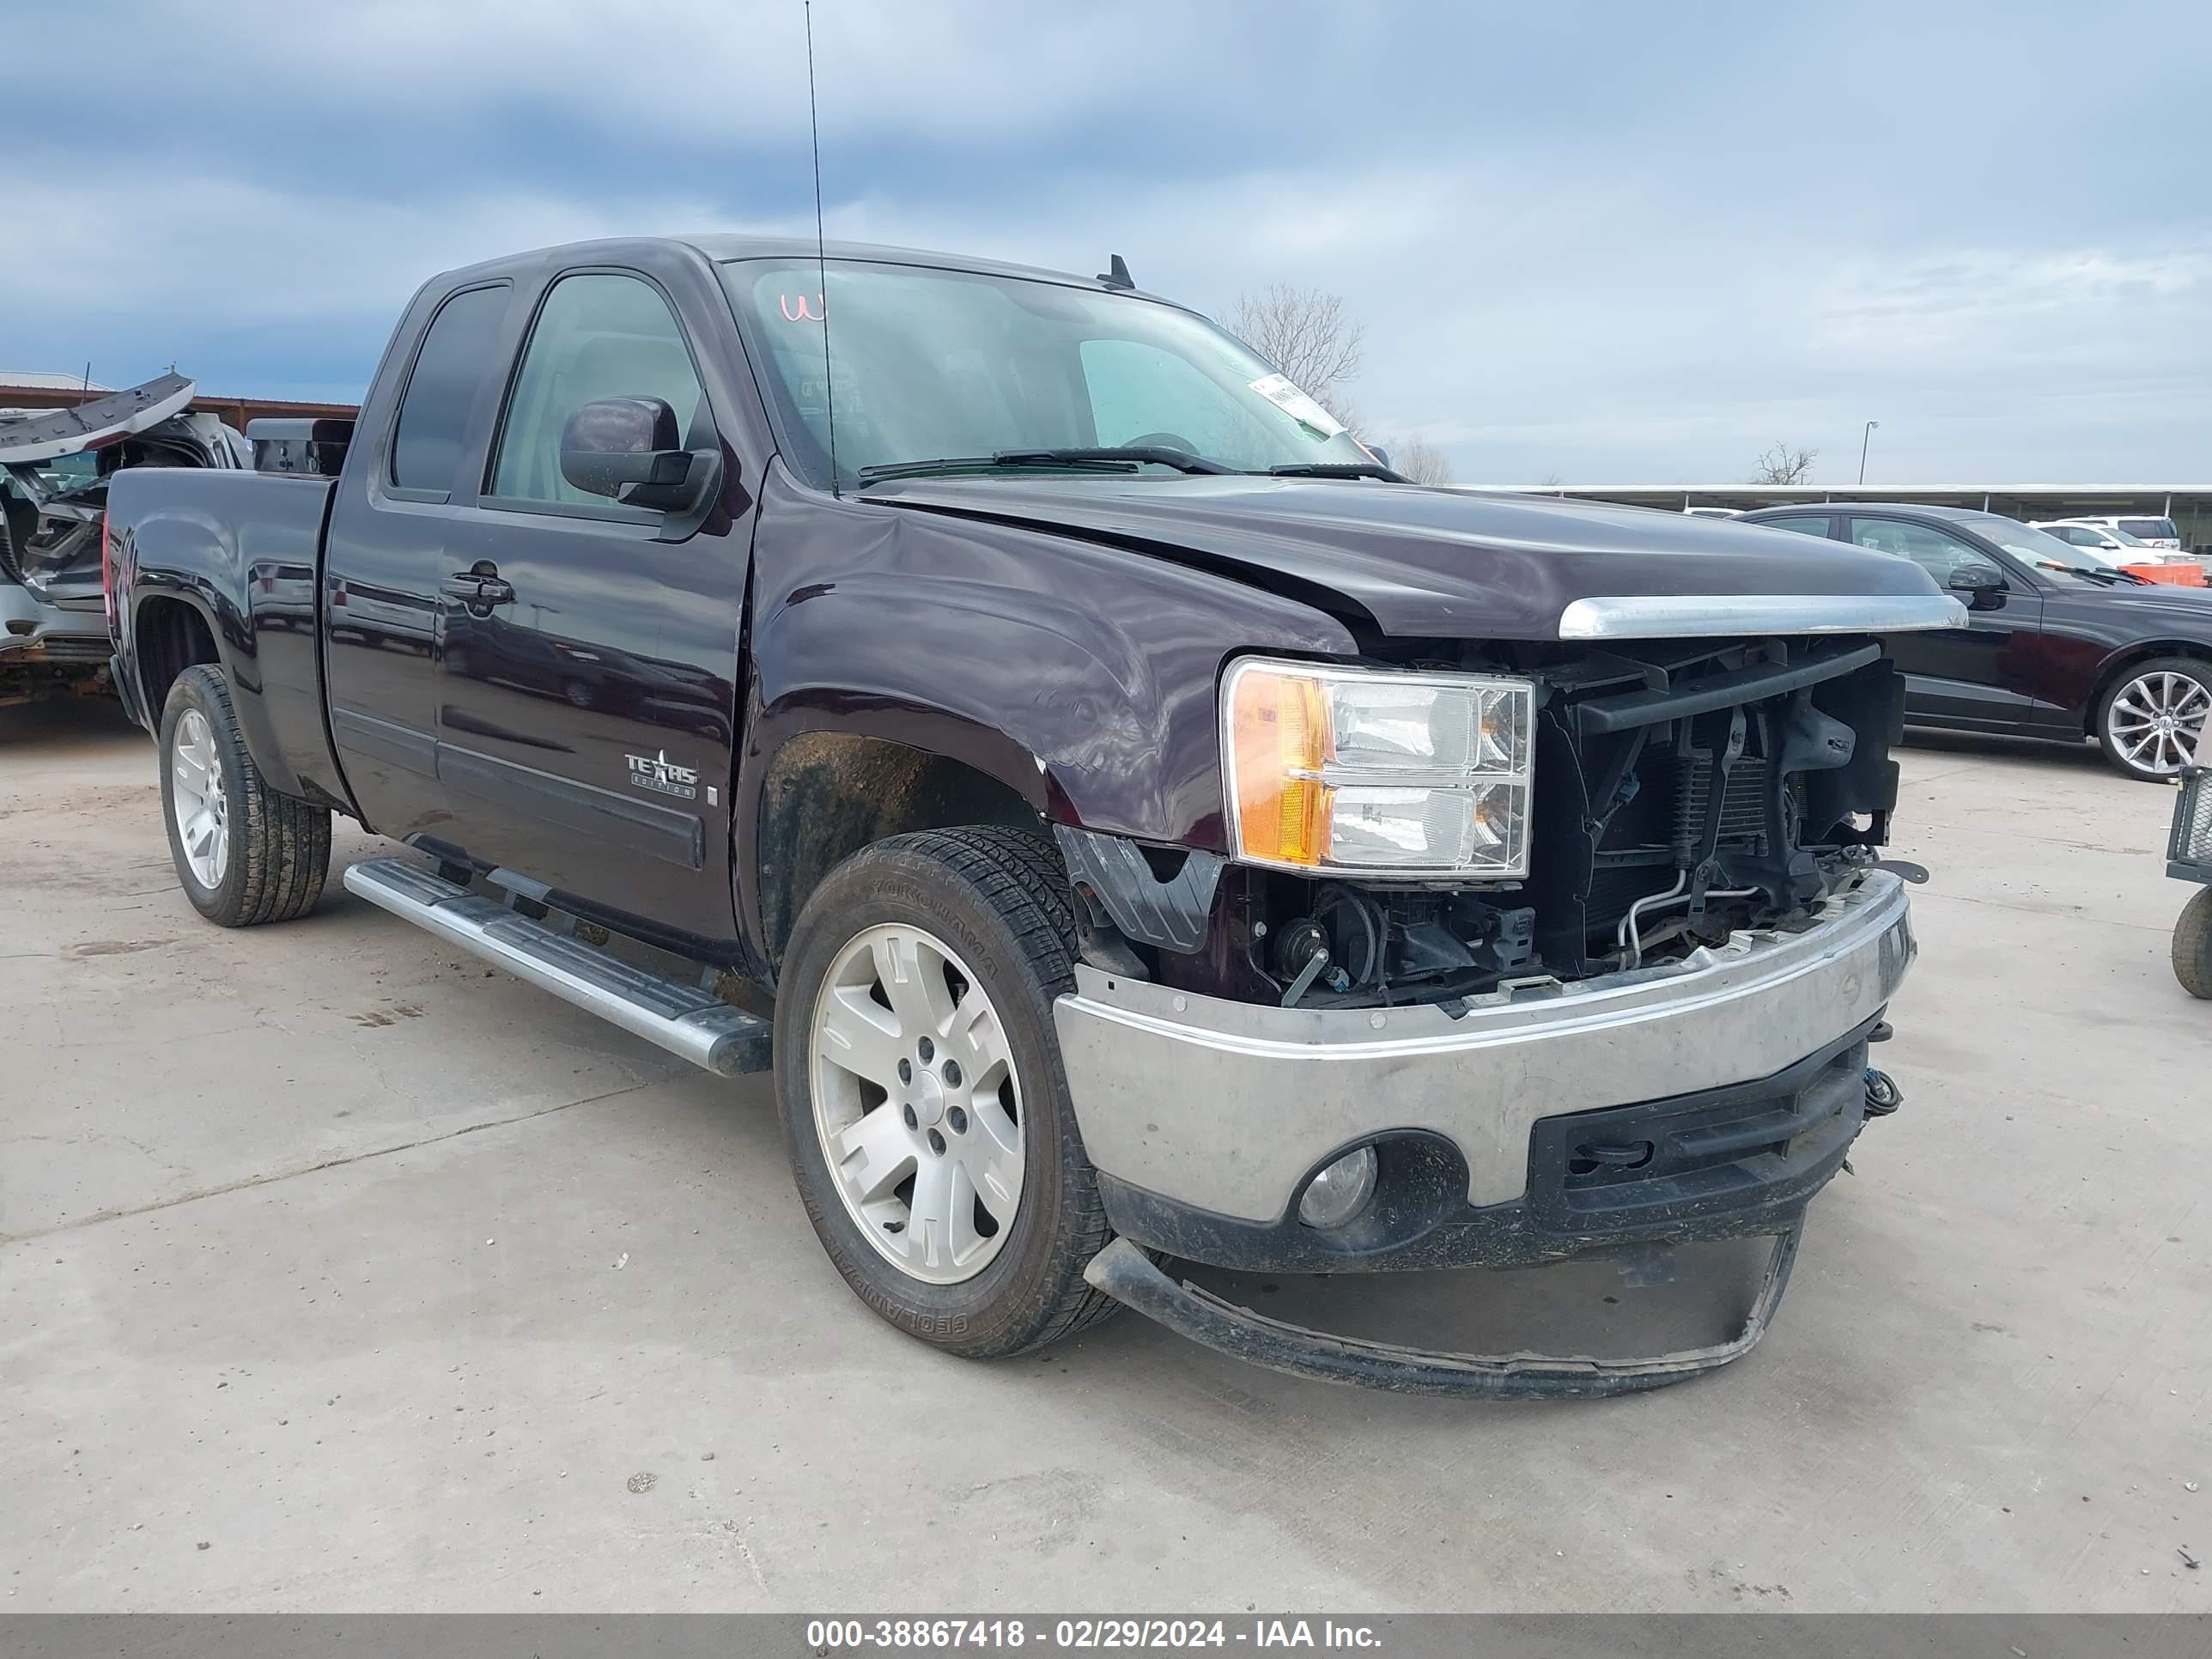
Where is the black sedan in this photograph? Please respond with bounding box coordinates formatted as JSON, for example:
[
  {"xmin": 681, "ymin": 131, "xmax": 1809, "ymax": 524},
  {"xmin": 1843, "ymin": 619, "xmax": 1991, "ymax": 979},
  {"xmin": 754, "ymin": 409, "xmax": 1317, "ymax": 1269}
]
[{"xmin": 1741, "ymin": 503, "xmax": 2212, "ymax": 781}]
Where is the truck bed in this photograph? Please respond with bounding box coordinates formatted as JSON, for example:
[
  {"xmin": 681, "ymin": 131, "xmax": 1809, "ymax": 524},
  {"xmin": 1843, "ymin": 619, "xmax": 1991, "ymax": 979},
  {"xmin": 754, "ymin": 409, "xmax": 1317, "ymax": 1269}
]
[{"xmin": 108, "ymin": 465, "xmax": 344, "ymax": 805}]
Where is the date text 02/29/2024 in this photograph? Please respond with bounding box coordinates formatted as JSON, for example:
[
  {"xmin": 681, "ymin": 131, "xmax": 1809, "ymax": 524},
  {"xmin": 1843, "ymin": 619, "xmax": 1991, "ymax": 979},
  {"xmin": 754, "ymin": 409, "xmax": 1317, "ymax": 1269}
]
[{"xmin": 804, "ymin": 1619, "xmax": 1383, "ymax": 1650}]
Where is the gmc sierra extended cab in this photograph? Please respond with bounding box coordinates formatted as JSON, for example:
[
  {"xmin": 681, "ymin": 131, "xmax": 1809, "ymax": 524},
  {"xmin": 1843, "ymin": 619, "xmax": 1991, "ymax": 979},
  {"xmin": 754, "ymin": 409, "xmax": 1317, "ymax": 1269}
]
[{"xmin": 106, "ymin": 236, "xmax": 1963, "ymax": 1395}]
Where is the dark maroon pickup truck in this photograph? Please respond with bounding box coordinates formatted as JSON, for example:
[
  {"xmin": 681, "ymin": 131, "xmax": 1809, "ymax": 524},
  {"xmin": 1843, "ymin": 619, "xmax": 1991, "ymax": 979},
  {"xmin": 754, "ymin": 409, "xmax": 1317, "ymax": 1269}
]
[{"xmin": 104, "ymin": 235, "xmax": 1963, "ymax": 1395}]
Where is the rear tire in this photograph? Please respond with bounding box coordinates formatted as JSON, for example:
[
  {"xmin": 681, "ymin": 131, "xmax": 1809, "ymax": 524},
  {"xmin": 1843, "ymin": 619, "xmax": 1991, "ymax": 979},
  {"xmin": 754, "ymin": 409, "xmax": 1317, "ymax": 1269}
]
[
  {"xmin": 2176, "ymin": 888, "xmax": 2212, "ymax": 1000},
  {"xmin": 772, "ymin": 825, "xmax": 1122, "ymax": 1358},
  {"xmin": 2095, "ymin": 656, "xmax": 2212, "ymax": 781},
  {"xmin": 159, "ymin": 664, "xmax": 331, "ymax": 927}
]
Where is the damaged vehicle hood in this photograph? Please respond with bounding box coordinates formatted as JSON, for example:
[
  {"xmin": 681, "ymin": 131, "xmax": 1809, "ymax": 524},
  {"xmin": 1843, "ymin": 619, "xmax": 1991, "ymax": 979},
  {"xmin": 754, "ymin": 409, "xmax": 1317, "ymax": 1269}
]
[
  {"xmin": 863, "ymin": 474, "xmax": 1946, "ymax": 640},
  {"xmin": 2, "ymin": 374, "xmax": 244, "ymax": 605},
  {"xmin": 0, "ymin": 373, "xmax": 197, "ymax": 468}
]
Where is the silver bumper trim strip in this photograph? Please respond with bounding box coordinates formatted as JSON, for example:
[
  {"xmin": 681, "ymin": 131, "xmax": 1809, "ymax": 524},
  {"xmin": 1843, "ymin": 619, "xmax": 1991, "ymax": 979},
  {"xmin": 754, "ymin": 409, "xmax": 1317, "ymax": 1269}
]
[{"xmin": 1557, "ymin": 593, "xmax": 1967, "ymax": 639}]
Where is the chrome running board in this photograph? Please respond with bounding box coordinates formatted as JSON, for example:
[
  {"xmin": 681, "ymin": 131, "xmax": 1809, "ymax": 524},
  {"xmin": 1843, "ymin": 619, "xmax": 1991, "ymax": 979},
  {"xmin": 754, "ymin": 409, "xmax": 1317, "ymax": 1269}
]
[{"xmin": 342, "ymin": 857, "xmax": 770, "ymax": 1077}]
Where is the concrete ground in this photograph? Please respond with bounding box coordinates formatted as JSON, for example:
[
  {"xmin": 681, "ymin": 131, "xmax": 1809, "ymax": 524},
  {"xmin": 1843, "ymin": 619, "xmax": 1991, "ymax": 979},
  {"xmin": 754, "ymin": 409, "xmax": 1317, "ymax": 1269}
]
[{"xmin": 3, "ymin": 697, "xmax": 2205, "ymax": 1613}]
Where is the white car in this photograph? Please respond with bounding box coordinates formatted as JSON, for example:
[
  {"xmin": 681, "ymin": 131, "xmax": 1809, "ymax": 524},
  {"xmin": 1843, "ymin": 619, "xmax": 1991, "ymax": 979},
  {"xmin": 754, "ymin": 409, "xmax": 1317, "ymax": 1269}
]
[{"xmin": 2033, "ymin": 515, "xmax": 2185, "ymax": 555}]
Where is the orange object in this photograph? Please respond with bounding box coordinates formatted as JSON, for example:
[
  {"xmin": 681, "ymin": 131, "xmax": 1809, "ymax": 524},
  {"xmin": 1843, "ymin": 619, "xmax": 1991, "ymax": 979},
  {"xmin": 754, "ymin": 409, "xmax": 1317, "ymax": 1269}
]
[
  {"xmin": 2125, "ymin": 562, "xmax": 2208, "ymax": 587},
  {"xmin": 1229, "ymin": 665, "xmax": 1331, "ymax": 866}
]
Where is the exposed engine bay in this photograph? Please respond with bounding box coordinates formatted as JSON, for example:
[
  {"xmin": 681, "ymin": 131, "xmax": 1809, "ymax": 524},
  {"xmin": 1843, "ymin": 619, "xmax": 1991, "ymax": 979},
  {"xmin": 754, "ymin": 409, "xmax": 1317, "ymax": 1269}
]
[{"xmin": 1073, "ymin": 635, "xmax": 1907, "ymax": 1009}]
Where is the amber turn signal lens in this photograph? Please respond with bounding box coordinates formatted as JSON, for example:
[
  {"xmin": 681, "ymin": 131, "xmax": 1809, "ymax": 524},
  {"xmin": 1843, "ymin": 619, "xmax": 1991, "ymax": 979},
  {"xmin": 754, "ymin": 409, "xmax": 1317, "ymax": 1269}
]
[{"xmin": 1229, "ymin": 665, "xmax": 1330, "ymax": 866}]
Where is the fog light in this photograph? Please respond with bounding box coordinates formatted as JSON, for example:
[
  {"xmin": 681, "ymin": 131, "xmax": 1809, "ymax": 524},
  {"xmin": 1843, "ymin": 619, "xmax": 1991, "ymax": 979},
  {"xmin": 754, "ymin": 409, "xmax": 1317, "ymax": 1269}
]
[{"xmin": 1297, "ymin": 1146, "xmax": 1377, "ymax": 1230}]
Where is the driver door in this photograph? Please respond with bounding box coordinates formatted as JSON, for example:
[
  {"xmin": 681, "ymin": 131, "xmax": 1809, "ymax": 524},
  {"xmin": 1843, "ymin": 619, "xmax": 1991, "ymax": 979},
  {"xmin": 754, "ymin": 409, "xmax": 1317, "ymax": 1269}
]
[{"xmin": 429, "ymin": 265, "xmax": 753, "ymax": 933}]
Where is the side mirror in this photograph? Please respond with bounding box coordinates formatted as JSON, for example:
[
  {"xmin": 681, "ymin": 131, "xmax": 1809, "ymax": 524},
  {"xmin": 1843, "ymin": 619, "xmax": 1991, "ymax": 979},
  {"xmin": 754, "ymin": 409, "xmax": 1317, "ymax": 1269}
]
[
  {"xmin": 1948, "ymin": 564, "xmax": 2007, "ymax": 607},
  {"xmin": 558, "ymin": 397, "xmax": 722, "ymax": 517},
  {"xmin": 1364, "ymin": 445, "xmax": 1392, "ymax": 470}
]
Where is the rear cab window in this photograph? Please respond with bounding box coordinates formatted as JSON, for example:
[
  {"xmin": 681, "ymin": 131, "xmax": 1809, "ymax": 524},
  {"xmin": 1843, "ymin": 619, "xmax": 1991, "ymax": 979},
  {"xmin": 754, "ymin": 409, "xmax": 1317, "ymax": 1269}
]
[{"xmin": 389, "ymin": 284, "xmax": 511, "ymax": 495}]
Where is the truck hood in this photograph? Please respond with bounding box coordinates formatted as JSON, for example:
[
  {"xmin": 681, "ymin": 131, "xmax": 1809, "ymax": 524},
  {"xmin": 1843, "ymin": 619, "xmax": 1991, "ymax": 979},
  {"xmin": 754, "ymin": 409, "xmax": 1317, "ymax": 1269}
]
[{"xmin": 864, "ymin": 475, "xmax": 1950, "ymax": 640}]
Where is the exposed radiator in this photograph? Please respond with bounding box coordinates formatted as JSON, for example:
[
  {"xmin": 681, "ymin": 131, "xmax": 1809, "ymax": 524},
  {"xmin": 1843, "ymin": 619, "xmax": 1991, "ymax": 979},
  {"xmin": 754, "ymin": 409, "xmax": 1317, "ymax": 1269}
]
[{"xmin": 1675, "ymin": 755, "xmax": 1770, "ymax": 854}]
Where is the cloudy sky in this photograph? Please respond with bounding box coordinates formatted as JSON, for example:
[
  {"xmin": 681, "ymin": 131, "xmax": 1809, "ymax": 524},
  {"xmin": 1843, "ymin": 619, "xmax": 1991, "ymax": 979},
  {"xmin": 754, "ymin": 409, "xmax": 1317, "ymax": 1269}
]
[{"xmin": 5, "ymin": 0, "xmax": 2208, "ymax": 484}]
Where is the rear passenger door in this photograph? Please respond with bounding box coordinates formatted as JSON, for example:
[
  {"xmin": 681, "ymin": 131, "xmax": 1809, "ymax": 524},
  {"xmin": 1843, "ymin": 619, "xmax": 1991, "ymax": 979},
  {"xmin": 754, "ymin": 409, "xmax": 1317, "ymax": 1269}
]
[
  {"xmin": 1845, "ymin": 515, "xmax": 2039, "ymax": 729},
  {"xmin": 428, "ymin": 261, "xmax": 756, "ymax": 934},
  {"xmin": 324, "ymin": 281, "xmax": 515, "ymax": 841}
]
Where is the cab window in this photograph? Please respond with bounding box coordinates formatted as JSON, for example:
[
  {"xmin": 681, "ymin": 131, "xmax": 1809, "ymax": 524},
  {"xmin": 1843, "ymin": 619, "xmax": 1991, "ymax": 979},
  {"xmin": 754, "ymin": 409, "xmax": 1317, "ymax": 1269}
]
[
  {"xmin": 489, "ymin": 273, "xmax": 708, "ymax": 507},
  {"xmin": 390, "ymin": 283, "xmax": 510, "ymax": 493}
]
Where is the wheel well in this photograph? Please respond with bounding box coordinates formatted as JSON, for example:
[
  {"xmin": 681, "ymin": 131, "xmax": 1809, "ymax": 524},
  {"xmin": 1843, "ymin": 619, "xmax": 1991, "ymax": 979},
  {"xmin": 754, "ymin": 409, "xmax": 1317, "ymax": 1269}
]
[
  {"xmin": 755, "ymin": 732, "xmax": 1045, "ymax": 969},
  {"xmin": 135, "ymin": 597, "xmax": 219, "ymax": 717},
  {"xmin": 2082, "ymin": 644, "xmax": 2212, "ymax": 734}
]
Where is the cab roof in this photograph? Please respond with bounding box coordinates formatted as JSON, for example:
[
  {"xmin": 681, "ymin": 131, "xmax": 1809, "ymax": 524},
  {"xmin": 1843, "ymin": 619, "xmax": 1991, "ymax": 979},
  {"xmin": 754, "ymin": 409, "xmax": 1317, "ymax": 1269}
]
[{"xmin": 433, "ymin": 234, "xmax": 1163, "ymax": 301}]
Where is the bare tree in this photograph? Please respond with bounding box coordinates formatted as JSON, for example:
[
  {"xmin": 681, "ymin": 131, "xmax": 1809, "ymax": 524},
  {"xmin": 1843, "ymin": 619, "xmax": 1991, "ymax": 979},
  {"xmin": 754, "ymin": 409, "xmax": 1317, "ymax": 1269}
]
[
  {"xmin": 1750, "ymin": 441, "xmax": 1817, "ymax": 485},
  {"xmin": 1384, "ymin": 434, "xmax": 1455, "ymax": 485},
  {"xmin": 1227, "ymin": 285, "xmax": 1365, "ymax": 419}
]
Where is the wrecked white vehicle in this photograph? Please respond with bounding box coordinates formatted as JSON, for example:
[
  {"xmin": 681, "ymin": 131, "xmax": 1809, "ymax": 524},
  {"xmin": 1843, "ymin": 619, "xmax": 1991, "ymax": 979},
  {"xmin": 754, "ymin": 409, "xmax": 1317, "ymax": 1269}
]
[{"xmin": 1, "ymin": 374, "xmax": 248, "ymax": 708}]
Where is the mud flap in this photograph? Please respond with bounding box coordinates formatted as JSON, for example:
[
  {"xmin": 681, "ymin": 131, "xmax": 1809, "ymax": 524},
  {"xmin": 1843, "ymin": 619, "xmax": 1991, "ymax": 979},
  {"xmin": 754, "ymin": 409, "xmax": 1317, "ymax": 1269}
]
[{"xmin": 1083, "ymin": 1225, "xmax": 1802, "ymax": 1400}]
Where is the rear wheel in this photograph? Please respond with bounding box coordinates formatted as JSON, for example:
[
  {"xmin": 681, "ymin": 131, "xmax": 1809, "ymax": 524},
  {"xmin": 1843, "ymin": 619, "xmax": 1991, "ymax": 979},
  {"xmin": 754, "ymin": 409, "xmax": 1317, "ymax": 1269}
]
[
  {"xmin": 773, "ymin": 826, "xmax": 1121, "ymax": 1358},
  {"xmin": 2096, "ymin": 657, "xmax": 2211, "ymax": 781},
  {"xmin": 159, "ymin": 665, "xmax": 331, "ymax": 927},
  {"xmin": 2176, "ymin": 888, "xmax": 2212, "ymax": 1000}
]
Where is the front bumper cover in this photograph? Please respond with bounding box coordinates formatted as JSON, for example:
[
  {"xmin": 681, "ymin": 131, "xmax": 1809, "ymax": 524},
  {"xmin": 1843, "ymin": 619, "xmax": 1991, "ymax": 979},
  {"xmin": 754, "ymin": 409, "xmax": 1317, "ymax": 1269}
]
[
  {"xmin": 1058, "ymin": 870, "xmax": 1916, "ymax": 1397},
  {"xmin": 1054, "ymin": 868, "xmax": 1915, "ymax": 1224},
  {"xmin": 1085, "ymin": 1225, "xmax": 1802, "ymax": 1400}
]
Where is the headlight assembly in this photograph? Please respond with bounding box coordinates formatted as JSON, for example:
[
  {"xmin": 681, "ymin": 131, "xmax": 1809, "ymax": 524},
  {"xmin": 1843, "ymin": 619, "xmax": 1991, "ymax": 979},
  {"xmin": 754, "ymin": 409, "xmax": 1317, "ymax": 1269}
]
[{"xmin": 1221, "ymin": 657, "xmax": 1535, "ymax": 878}]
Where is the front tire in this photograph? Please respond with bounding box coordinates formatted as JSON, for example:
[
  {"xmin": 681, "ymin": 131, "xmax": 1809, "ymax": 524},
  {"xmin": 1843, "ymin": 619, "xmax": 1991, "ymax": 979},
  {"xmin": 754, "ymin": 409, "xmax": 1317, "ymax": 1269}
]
[
  {"xmin": 772, "ymin": 826, "xmax": 1121, "ymax": 1358},
  {"xmin": 159, "ymin": 664, "xmax": 331, "ymax": 927},
  {"xmin": 2096, "ymin": 657, "xmax": 2212, "ymax": 781},
  {"xmin": 2176, "ymin": 888, "xmax": 2212, "ymax": 1000}
]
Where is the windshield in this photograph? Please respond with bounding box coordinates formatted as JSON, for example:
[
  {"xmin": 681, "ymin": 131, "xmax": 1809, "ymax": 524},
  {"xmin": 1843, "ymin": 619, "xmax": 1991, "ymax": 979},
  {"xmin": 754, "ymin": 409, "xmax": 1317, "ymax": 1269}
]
[
  {"xmin": 2118, "ymin": 518, "xmax": 2177, "ymax": 540},
  {"xmin": 1968, "ymin": 516, "xmax": 2118, "ymax": 570},
  {"xmin": 723, "ymin": 258, "xmax": 1376, "ymax": 488}
]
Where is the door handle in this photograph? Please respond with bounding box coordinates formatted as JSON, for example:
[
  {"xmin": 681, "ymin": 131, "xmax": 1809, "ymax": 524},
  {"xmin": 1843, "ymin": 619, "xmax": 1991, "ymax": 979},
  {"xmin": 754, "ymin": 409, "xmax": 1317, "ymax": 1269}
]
[{"xmin": 442, "ymin": 574, "xmax": 515, "ymax": 605}]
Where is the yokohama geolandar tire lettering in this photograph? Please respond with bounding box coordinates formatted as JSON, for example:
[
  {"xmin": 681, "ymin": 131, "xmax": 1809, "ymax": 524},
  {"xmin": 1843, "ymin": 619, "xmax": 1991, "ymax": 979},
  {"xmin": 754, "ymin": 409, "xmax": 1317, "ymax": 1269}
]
[
  {"xmin": 158, "ymin": 664, "xmax": 331, "ymax": 927},
  {"xmin": 772, "ymin": 825, "xmax": 1125, "ymax": 1358}
]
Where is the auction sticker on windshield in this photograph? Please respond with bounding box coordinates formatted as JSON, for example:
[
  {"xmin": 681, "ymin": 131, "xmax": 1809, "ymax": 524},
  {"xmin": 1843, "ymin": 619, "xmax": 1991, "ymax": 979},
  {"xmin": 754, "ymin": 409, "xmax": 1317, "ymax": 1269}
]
[{"xmin": 1247, "ymin": 372, "xmax": 1346, "ymax": 438}]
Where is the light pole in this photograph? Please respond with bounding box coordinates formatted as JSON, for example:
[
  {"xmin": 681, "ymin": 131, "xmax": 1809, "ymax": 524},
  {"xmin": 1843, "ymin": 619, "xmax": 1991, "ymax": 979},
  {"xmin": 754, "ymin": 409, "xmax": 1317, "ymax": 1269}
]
[{"xmin": 1858, "ymin": 420, "xmax": 1880, "ymax": 485}]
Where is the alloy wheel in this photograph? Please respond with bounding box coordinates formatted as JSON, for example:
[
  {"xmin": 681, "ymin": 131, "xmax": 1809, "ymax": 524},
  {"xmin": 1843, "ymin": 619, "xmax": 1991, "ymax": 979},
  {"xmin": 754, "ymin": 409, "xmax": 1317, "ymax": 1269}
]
[
  {"xmin": 807, "ymin": 922, "xmax": 1024, "ymax": 1285},
  {"xmin": 2107, "ymin": 670, "xmax": 2211, "ymax": 776},
  {"xmin": 170, "ymin": 708, "xmax": 230, "ymax": 888}
]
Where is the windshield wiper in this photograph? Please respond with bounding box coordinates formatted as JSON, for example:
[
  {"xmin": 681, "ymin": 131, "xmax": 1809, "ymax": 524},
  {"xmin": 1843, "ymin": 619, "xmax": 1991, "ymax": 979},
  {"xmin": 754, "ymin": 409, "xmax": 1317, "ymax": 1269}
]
[
  {"xmin": 994, "ymin": 447, "xmax": 1237, "ymax": 475},
  {"xmin": 857, "ymin": 454, "xmax": 1133, "ymax": 483},
  {"xmin": 857, "ymin": 446, "xmax": 1237, "ymax": 484},
  {"xmin": 1264, "ymin": 461, "xmax": 1410, "ymax": 482}
]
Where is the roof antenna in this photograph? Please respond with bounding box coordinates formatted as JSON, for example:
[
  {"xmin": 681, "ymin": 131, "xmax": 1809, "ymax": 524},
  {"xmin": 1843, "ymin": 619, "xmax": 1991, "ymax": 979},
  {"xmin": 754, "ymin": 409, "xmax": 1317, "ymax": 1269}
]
[
  {"xmin": 1097, "ymin": 253, "xmax": 1135, "ymax": 290},
  {"xmin": 805, "ymin": 0, "xmax": 839, "ymax": 497}
]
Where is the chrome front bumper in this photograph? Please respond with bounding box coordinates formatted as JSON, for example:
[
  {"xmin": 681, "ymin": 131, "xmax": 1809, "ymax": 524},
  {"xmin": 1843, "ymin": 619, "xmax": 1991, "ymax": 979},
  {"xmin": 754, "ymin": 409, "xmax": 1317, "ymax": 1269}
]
[{"xmin": 1053, "ymin": 869, "xmax": 1916, "ymax": 1223}]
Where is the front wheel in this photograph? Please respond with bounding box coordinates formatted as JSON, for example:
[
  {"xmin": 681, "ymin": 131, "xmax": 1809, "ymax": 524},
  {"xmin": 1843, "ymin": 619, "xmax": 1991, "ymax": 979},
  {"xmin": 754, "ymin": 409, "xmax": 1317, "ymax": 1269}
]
[
  {"xmin": 2176, "ymin": 888, "xmax": 2212, "ymax": 1000},
  {"xmin": 2096, "ymin": 657, "xmax": 2211, "ymax": 781},
  {"xmin": 159, "ymin": 664, "xmax": 331, "ymax": 927},
  {"xmin": 772, "ymin": 826, "xmax": 1122, "ymax": 1358}
]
